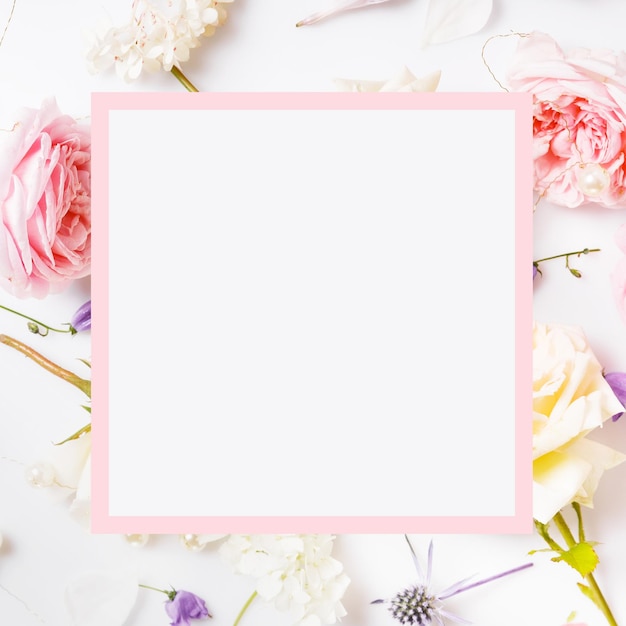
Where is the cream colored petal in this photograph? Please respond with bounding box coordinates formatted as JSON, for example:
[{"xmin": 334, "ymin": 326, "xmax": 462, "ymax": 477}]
[
  {"xmin": 533, "ymin": 438, "xmax": 625, "ymax": 523},
  {"xmin": 45, "ymin": 432, "xmax": 92, "ymax": 489},
  {"xmin": 563, "ymin": 438, "xmax": 626, "ymax": 507},
  {"xmin": 533, "ymin": 450, "xmax": 591, "ymax": 523},
  {"xmin": 334, "ymin": 67, "xmax": 440, "ymax": 93},
  {"xmin": 379, "ymin": 68, "xmax": 441, "ymax": 92},
  {"xmin": 69, "ymin": 454, "xmax": 92, "ymax": 529}
]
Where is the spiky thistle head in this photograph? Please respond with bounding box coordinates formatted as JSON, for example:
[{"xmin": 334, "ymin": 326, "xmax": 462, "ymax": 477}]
[{"xmin": 388, "ymin": 584, "xmax": 438, "ymax": 625}]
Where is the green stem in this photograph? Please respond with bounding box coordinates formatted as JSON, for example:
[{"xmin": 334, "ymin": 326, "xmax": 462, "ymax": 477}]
[
  {"xmin": 139, "ymin": 584, "xmax": 170, "ymax": 596},
  {"xmin": 0, "ymin": 334, "xmax": 90, "ymax": 397},
  {"xmin": 0, "ymin": 303, "xmax": 75, "ymax": 336},
  {"xmin": 534, "ymin": 248, "xmax": 600, "ymax": 264},
  {"xmin": 233, "ymin": 591, "xmax": 257, "ymax": 626},
  {"xmin": 171, "ymin": 66, "xmax": 199, "ymax": 92},
  {"xmin": 552, "ymin": 512, "xmax": 618, "ymax": 626}
]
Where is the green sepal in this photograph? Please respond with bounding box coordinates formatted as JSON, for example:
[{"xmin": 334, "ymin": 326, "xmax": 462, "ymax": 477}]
[
  {"xmin": 54, "ymin": 423, "xmax": 92, "ymax": 446},
  {"xmin": 551, "ymin": 541, "xmax": 599, "ymax": 577}
]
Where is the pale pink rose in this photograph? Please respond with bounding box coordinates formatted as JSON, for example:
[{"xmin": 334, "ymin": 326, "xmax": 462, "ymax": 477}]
[
  {"xmin": 507, "ymin": 32, "xmax": 626, "ymax": 208},
  {"xmin": 0, "ymin": 99, "xmax": 91, "ymax": 298}
]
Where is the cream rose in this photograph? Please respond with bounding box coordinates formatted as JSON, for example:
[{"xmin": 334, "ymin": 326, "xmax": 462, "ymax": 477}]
[{"xmin": 532, "ymin": 322, "xmax": 625, "ymax": 523}]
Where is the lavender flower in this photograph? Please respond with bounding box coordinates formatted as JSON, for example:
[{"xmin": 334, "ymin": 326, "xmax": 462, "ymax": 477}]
[
  {"xmin": 605, "ymin": 372, "xmax": 626, "ymax": 421},
  {"xmin": 165, "ymin": 590, "xmax": 211, "ymax": 626},
  {"xmin": 70, "ymin": 300, "xmax": 91, "ymax": 332},
  {"xmin": 372, "ymin": 536, "xmax": 532, "ymax": 625}
]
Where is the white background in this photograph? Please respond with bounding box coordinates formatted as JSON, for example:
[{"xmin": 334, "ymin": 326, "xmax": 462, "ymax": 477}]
[{"xmin": 1, "ymin": 1, "xmax": 626, "ymax": 625}]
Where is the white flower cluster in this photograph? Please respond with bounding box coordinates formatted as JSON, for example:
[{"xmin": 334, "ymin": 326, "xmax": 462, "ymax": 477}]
[
  {"xmin": 85, "ymin": 0, "xmax": 233, "ymax": 81},
  {"xmin": 220, "ymin": 534, "xmax": 350, "ymax": 626}
]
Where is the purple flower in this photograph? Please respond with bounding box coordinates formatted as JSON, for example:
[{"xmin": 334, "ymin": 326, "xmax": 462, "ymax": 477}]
[
  {"xmin": 605, "ymin": 372, "xmax": 626, "ymax": 421},
  {"xmin": 70, "ymin": 300, "xmax": 91, "ymax": 332},
  {"xmin": 165, "ymin": 590, "xmax": 210, "ymax": 626}
]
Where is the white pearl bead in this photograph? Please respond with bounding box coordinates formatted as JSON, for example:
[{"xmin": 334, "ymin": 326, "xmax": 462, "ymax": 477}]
[
  {"xmin": 576, "ymin": 163, "xmax": 610, "ymax": 196},
  {"xmin": 180, "ymin": 534, "xmax": 205, "ymax": 552},
  {"xmin": 24, "ymin": 463, "xmax": 55, "ymax": 488},
  {"xmin": 124, "ymin": 533, "xmax": 149, "ymax": 547}
]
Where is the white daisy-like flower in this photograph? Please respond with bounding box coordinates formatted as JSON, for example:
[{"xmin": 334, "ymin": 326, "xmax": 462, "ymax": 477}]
[
  {"xmin": 373, "ymin": 536, "xmax": 532, "ymax": 626},
  {"xmin": 85, "ymin": 0, "xmax": 232, "ymax": 81},
  {"xmin": 220, "ymin": 534, "xmax": 350, "ymax": 626}
]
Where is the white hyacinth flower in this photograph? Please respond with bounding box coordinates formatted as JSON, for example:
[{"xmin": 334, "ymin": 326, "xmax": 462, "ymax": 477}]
[
  {"xmin": 85, "ymin": 0, "xmax": 232, "ymax": 81},
  {"xmin": 220, "ymin": 534, "xmax": 350, "ymax": 626}
]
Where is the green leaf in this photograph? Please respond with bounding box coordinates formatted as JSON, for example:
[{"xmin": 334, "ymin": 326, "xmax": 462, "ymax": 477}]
[
  {"xmin": 81, "ymin": 405, "xmax": 92, "ymax": 414},
  {"xmin": 577, "ymin": 582, "xmax": 606, "ymax": 615},
  {"xmin": 54, "ymin": 423, "xmax": 92, "ymax": 446},
  {"xmin": 551, "ymin": 542, "xmax": 599, "ymax": 577}
]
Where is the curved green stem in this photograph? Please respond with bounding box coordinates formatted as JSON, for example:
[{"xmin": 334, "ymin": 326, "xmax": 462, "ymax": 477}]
[
  {"xmin": 233, "ymin": 591, "xmax": 257, "ymax": 626},
  {"xmin": 552, "ymin": 512, "xmax": 618, "ymax": 626},
  {"xmin": 533, "ymin": 248, "xmax": 601, "ymax": 279},
  {"xmin": 0, "ymin": 303, "xmax": 75, "ymax": 336},
  {"xmin": 171, "ymin": 66, "xmax": 199, "ymax": 92},
  {"xmin": 139, "ymin": 584, "xmax": 170, "ymax": 596},
  {"xmin": 0, "ymin": 334, "xmax": 90, "ymax": 397},
  {"xmin": 533, "ymin": 248, "xmax": 600, "ymax": 264}
]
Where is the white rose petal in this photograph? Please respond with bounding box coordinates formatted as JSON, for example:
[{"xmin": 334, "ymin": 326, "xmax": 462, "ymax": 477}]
[
  {"xmin": 421, "ymin": 0, "xmax": 492, "ymax": 47},
  {"xmin": 65, "ymin": 570, "xmax": 138, "ymax": 626}
]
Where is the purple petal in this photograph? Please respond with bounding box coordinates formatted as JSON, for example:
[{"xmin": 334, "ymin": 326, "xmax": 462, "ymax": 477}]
[
  {"xmin": 533, "ymin": 264, "xmax": 538, "ymax": 279},
  {"xmin": 439, "ymin": 562, "xmax": 533, "ymax": 600},
  {"xmin": 605, "ymin": 372, "xmax": 626, "ymax": 421},
  {"xmin": 71, "ymin": 300, "xmax": 91, "ymax": 332},
  {"xmin": 165, "ymin": 590, "xmax": 210, "ymax": 626}
]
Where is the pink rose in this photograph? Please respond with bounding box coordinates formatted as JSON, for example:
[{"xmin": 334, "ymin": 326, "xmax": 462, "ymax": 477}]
[
  {"xmin": 0, "ymin": 99, "xmax": 91, "ymax": 298},
  {"xmin": 507, "ymin": 32, "xmax": 626, "ymax": 208}
]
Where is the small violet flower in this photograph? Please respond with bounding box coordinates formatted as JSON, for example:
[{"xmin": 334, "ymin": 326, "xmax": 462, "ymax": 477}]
[
  {"xmin": 372, "ymin": 536, "xmax": 532, "ymax": 626},
  {"xmin": 165, "ymin": 589, "xmax": 211, "ymax": 626},
  {"xmin": 604, "ymin": 372, "xmax": 626, "ymax": 421},
  {"xmin": 70, "ymin": 300, "xmax": 91, "ymax": 332}
]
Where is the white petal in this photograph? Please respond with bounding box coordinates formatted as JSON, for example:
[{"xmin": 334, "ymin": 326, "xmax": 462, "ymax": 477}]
[
  {"xmin": 45, "ymin": 432, "xmax": 91, "ymax": 489},
  {"xmin": 69, "ymin": 455, "xmax": 92, "ymax": 529},
  {"xmin": 65, "ymin": 570, "xmax": 138, "ymax": 626},
  {"xmin": 197, "ymin": 533, "xmax": 228, "ymax": 545},
  {"xmin": 421, "ymin": 0, "xmax": 492, "ymax": 47},
  {"xmin": 334, "ymin": 67, "xmax": 441, "ymax": 93},
  {"xmin": 296, "ymin": 0, "xmax": 393, "ymax": 27}
]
